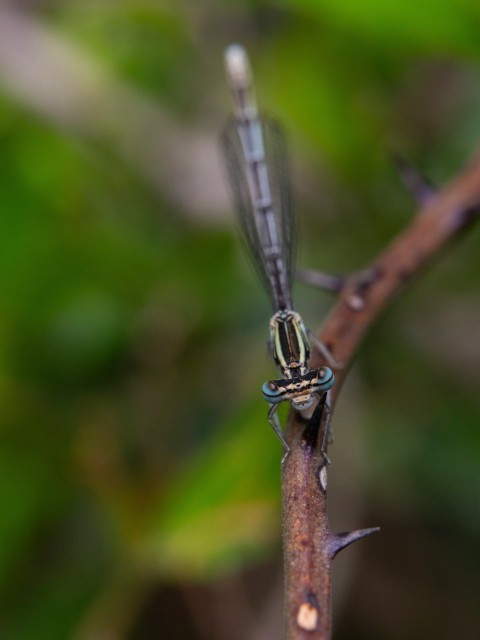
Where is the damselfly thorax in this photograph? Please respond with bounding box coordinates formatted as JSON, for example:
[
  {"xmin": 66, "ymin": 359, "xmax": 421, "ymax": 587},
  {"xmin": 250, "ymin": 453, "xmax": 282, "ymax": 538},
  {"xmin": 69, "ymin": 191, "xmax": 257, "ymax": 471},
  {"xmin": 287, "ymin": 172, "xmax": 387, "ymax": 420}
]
[{"xmin": 269, "ymin": 309, "xmax": 310, "ymax": 377}]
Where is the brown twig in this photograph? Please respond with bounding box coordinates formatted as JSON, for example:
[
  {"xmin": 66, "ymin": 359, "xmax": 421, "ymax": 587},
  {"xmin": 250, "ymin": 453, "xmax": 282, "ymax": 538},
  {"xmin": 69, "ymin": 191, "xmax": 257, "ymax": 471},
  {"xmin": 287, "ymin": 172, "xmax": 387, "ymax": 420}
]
[{"xmin": 282, "ymin": 153, "xmax": 480, "ymax": 639}]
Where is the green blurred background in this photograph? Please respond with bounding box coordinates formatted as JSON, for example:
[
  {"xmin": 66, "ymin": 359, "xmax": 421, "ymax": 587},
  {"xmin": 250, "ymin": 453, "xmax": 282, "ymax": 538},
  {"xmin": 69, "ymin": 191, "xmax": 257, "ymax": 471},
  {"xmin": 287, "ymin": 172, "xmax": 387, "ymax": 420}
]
[{"xmin": 0, "ymin": 1, "xmax": 479, "ymax": 638}]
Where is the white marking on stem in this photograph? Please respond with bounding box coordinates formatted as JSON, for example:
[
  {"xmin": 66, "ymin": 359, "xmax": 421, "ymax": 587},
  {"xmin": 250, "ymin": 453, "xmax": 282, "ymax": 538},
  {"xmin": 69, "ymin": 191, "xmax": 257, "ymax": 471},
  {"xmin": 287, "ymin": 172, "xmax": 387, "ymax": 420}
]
[{"xmin": 297, "ymin": 602, "xmax": 318, "ymax": 631}]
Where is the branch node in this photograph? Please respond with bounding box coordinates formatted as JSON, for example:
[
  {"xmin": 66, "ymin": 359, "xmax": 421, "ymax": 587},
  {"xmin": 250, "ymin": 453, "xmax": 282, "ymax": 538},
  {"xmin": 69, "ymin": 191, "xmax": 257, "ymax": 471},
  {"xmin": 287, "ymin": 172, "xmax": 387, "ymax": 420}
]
[
  {"xmin": 329, "ymin": 527, "xmax": 380, "ymax": 558},
  {"xmin": 344, "ymin": 267, "xmax": 382, "ymax": 311}
]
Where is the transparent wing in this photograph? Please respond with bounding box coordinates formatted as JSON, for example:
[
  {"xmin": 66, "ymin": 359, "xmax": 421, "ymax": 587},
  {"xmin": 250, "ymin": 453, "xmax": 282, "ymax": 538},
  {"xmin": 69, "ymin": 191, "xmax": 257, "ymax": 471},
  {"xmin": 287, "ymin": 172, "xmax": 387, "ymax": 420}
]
[
  {"xmin": 220, "ymin": 114, "xmax": 294, "ymax": 310},
  {"xmin": 263, "ymin": 115, "xmax": 295, "ymax": 285}
]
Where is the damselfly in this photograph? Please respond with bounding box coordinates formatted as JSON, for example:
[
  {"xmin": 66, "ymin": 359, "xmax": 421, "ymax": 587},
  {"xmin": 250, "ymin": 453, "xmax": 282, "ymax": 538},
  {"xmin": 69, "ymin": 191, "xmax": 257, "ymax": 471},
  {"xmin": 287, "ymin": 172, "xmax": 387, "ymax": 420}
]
[{"xmin": 220, "ymin": 45, "xmax": 335, "ymax": 451}]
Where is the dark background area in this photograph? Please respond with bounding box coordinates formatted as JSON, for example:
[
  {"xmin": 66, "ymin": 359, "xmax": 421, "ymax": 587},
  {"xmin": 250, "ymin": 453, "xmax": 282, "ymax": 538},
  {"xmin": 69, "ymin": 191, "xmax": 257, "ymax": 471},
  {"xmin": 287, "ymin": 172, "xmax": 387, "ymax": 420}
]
[{"xmin": 0, "ymin": 1, "xmax": 479, "ymax": 638}]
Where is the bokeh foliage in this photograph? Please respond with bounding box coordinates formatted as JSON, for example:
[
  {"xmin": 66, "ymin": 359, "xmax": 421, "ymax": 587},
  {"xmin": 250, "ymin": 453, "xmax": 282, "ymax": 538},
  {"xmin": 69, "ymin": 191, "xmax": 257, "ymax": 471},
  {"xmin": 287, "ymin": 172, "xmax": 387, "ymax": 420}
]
[{"xmin": 0, "ymin": 1, "xmax": 479, "ymax": 638}]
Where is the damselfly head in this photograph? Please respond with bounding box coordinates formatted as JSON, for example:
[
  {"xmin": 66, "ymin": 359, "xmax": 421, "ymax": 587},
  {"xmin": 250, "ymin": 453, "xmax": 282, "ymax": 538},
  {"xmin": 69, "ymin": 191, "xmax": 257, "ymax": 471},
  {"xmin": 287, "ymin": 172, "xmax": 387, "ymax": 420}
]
[{"xmin": 262, "ymin": 377, "xmax": 315, "ymax": 410}]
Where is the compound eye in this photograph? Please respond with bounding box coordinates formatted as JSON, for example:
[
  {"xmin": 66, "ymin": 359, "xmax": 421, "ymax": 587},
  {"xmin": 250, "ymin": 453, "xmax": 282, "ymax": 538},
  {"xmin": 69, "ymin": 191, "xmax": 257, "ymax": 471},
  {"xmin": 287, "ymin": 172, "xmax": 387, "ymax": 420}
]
[
  {"xmin": 313, "ymin": 367, "xmax": 335, "ymax": 392},
  {"xmin": 261, "ymin": 381, "xmax": 284, "ymax": 404}
]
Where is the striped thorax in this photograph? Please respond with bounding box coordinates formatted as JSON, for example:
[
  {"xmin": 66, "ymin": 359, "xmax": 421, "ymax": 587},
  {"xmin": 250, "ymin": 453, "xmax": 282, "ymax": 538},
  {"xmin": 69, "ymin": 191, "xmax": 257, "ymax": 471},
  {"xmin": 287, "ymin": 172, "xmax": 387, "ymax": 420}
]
[{"xmin": 269, "ymin": 309, "xmax": 310, "ymax": 378}]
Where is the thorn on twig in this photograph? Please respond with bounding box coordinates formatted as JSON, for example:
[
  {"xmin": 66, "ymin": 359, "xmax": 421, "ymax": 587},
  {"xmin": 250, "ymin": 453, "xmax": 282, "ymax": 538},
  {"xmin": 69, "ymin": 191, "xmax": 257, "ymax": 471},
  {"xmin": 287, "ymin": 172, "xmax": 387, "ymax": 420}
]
[
  {"xmin": 297, "ymin": 269, "xmax": 346, "ymax": 293},
  {"xmin": 328, "ymin": 527, "xmax": 380, "ymax": 558},
  {"xmin": 392, "ymin": 153, "xmax": 436, "ymax": 205}
]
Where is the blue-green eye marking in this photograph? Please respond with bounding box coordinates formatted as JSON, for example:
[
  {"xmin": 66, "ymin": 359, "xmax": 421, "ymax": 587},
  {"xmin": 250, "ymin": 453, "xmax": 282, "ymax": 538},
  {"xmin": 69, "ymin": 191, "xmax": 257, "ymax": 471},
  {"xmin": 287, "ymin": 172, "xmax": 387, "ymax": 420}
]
[
  {"xmin": 262, "ymin": 381, "xmax": 285, "ymax": 404},
  {"xmin": 313, "ymin": 367, "xmax": 334, "ymax": 393}
]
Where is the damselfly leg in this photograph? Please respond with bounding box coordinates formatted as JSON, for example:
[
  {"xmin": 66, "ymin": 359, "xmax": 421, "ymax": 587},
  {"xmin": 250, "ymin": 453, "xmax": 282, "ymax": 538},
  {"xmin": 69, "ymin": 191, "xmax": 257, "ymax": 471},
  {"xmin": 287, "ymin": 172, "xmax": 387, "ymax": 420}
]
[
  {"xmin": 267, "ymin": 389, "xmax": 332, "ymax": 462},
  {"xmin": 307, "ymin": 329, "xmax": 344, "ymax": 369},
  {"xmin": 267, "ymin": 403, "xmax": 290, "ymax": 454}
]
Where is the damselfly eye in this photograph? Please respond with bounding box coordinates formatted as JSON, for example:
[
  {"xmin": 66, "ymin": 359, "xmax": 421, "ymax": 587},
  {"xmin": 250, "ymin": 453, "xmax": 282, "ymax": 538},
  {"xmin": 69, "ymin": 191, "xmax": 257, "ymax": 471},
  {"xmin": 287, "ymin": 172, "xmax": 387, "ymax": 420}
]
[
  {"xmin": 262, "ymin": 381, "xmax": 284, "ymax": 404},
  {"xmin": 313, "ymin": 367, "xmax": 335, "ymax": 392}
]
